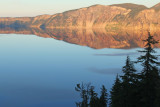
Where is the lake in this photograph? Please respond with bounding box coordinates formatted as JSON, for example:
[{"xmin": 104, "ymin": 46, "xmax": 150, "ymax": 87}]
[{"xmin": 0, "ymin": 28, "xmax": 159, "ymax": 107}]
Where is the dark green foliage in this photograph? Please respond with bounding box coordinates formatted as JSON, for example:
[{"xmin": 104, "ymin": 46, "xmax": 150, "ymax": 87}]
[
  {"xmin": 109, "ymin": 32, "xmax": 160, "ymax": 107},
  {"xmin": 110, "ymin": 56, "xmax": 138, "ymax": 107},
  {"xmin": 120, "ymin": 56, "xmax": 138, "ymax": 107},
  {"xmin": 122, "ymin": 56, "xmax": 136, "ymax": 80},
  {"xmin": 110, "ymin": 75, "xmax": 122, "ymax": 107},
  {"xmin": 99, "ymin": 85, "xmax": 108, "ymax": 107},
  {"xmin": 76, "ymin": 32, "xmax": 160, "ymax": 107},
  {"xmin": 75, "ymin": 83, "xmax": 91, "ymax": 107},
  {"xmin": 89, "ymin": 86, "xmax": 99, "ymax": 107},
  {"xmin": 75, "ymin": 83, "xmax": 108, "ymax": 107},
  {"xmin": 136, "ymin": 32, "xmax": 160, "ymax": 107}
]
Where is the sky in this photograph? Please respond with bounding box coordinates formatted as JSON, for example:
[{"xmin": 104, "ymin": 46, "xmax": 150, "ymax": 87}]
[{"xmin": 0, "ymin": 0, "xmax": 160, "ymax": 17}]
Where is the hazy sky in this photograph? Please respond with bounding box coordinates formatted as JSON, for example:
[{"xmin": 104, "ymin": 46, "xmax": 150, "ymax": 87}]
[{"xmin": 0, "ymin": 0, "xmax": 160, "ymax": 17}]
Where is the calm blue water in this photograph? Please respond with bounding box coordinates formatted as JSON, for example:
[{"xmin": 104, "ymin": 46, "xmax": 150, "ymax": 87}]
[{"xmin": 0, "ymin": 34, "xmax": 159, "ymax": 107}]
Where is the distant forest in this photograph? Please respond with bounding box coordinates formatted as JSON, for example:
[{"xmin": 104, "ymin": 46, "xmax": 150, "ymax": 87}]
[{"xmin": 75, "ymin": 32, "xmax": 160, "ymax": 107}]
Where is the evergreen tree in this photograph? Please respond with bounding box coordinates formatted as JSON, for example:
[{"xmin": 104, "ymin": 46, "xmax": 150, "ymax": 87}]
[
  {"xmin": 120, "ymin": 56, "xmax": 138, "ymax": 107},
  {"xmin": 121, "ymin": 56, "xmax": 137, "ymax": 83},
  {"xmin": 75, "ymin": 83, "xmax": 91, "ymax": 107},
  {"xmin": 136, "ymin": 32, "xmax": 160, "ymax": 107},
  {"xmin": 75, "ymin": 83, "xmax": 108, "ymax": 107},
  {"xmin": 89, "ymin": 86, "xmax": 99, "ymax": 107},
  {"xmin": 110, "ymin": 75, "xmax": 122, "ymax": 107},
  {"xmin": 155, "ymin": 75, "xmax": 160, "ymax": 107},
  {"xmin": 75, "ymin": 32, "xmax": 160, "ymax": 107},
  {"xmin": 99, "ymin": 85, "xmax": 108, "ymax": 107}
]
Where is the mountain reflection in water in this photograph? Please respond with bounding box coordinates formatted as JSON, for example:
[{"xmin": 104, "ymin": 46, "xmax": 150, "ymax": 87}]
[{"xmin": 0, "ymin": 27, "xmax": 160, "ymax": 49}]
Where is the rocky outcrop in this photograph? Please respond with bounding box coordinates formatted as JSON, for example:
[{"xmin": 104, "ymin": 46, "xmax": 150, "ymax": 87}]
[{"xmin": 0, "ymin": 3, "xmax": 160, "ymax": 30}]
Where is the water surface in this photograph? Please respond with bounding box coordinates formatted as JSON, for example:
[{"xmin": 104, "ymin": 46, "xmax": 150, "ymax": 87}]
[{"xmin": 0, "ymin": 28, "xmax": 159, "ymax": 107}]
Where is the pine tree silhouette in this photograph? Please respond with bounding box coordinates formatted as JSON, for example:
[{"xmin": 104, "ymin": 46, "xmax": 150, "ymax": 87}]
[
  {"xmin": 136, "ymin": 32, "xmax": 160, "ymax": 107},
  {"xmin": 99, "ymin": 85, "xmax": 108, "ymax": 107},
  {"xmin": 110, "ymin": 75, "xmax": 122, "ymax": 107},
  {"xmin": 89, "ymin": 86, "xmax": 99, "ymax": 107}
]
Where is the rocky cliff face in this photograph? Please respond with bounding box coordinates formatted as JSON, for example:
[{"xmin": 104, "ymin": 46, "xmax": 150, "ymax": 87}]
[{"xmin": 0, "ymin": 3, "xmax": 160, "ymax": 30}]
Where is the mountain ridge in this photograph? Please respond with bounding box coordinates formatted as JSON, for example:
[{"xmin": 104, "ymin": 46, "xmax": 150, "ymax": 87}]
[
  {"xmin": 151, "ymin": 3, "xmax": 160, "ymax": 11},
  {"xmin": 0, "ymin": 3, "xmax": 160, "ymax": 30}
]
